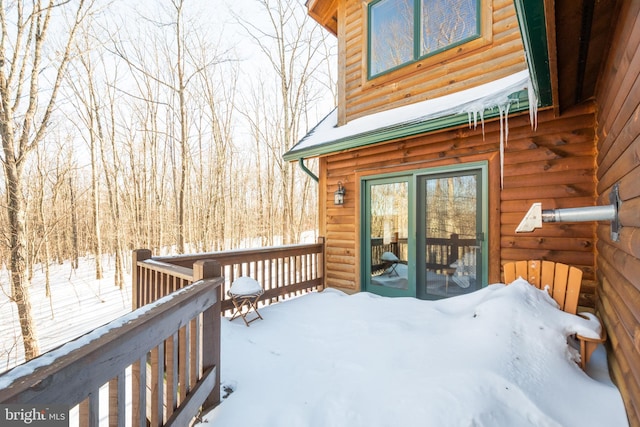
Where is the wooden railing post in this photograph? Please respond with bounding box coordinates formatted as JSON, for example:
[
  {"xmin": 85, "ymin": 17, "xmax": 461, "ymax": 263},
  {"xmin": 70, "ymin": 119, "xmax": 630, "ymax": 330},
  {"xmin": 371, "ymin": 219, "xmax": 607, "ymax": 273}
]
[
  {"xmin": 194, "ymin": 260, "xmax": 222, "ymax": 410},
  {"xmin": 132, "ymin": 249, "xmax": 152, "ymax": 310},
  {"xmin": 193, "ymin": 259, "xmax": 221, "ymax": 282},
  {"xmin": 131, "ymin": 249, "xmax": 151, "ymax": 427},
  {"xmin": 449, "ymin": 234, "xmax": 459, "ymax": 265},
  {"xmin": 318, "ymin": 237, "xmax": 325, "ymax": 290}
]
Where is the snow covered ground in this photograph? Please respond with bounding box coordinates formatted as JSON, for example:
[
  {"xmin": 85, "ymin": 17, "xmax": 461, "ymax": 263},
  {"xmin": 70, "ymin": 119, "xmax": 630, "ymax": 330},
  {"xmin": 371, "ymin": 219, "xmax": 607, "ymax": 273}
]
[
  {"xmin": 202, "ymin": 282, "xmax": 628, "ymax": 427},
  {"xmin": 0, "ymin": 257, "xmax": 131, "ymax": 373},
  {"xmin": 0, "ymin": 259, "xmax": 629, "ymax": 426}
]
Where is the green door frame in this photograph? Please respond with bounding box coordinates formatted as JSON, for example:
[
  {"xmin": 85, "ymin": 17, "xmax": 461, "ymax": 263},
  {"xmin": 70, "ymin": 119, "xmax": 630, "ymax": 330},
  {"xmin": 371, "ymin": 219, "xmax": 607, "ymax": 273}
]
[
  {"xmin": 415, "ymin": 165, "xmax": 487, "ymax": 299},
  {"xmin": 361, "ymin": 161, "xmax": 489, "ymax": 299},
  {"xmin": 361, "ymin": 174, "xmax": 416, "ymax": 298}
]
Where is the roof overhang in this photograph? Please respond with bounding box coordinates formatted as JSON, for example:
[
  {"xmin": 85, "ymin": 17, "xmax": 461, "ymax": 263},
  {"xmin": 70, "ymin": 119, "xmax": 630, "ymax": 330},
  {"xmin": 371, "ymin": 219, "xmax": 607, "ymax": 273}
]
[
  {"xmin": 290, "ymin": 0, "xmax": 616, "ymax": 162},
  {"xmin": 284, "ymin": 70, "xmax": 532, "ymax": 162},
  {"xmin": 512, "ymin": 0, "xmax": 618, "ymax": 112},
  {"xmin": 306, "ymin": 0, "xmax": 338, "ymax": 35},
  {"xmin": 512, "ymin": 0, "xmax": 553, "ymax": 107}
]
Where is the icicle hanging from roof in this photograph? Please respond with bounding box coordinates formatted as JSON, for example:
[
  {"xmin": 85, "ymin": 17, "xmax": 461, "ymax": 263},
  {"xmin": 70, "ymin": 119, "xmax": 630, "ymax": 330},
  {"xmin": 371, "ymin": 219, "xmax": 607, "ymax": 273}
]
[
  {"xmin": 463, "ymin": 72, "xmax": 537, "ymax": 189},
  {"xmin": 465, "ymin": 96, "xmax": 512, "ymax": 189},
  {"xmin": 468, "ymin": 109, "xmax": 486, "ymax": 140},
  {"xmin": 528, "ymin": 75, "xmax": 539, "ymax": 130},
  {"xmin": 498, "ymin": 102, "xmax": 510, "ymax": 189}
]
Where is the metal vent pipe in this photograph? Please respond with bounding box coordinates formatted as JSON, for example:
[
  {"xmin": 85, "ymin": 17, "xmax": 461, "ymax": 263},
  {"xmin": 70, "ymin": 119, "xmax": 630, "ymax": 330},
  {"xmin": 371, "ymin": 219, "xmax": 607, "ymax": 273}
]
[
  {"xmin": 541, "ymin": 205, "xmax": 616, "ymax": 223},
  {"xmin": 516, "ymin": 183, "xmax": 621, "ymax": 241}
]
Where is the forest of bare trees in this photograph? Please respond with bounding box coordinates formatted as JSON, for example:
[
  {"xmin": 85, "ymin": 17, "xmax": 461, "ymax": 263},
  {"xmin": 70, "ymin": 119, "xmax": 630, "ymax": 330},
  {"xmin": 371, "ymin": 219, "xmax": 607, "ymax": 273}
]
[{"xmin": 0, "ymin": 0, "xmax": 335, "ymax": 360}]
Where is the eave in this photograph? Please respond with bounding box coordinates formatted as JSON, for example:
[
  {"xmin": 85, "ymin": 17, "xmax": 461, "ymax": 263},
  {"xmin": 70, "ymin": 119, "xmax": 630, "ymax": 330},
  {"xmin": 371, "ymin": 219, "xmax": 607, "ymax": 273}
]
[
  {"xmin": 306, "ymin": 0, "xmax": 338, "ymax": 35},
  {"xmin": 290, "ymin": 0, "xmax": 618, "ymax": 162},
  {"xmin": 284, "ymin": 71, "xmax": 532, "ymax": 162},
  {"xmin": 513, "ymin": 0, "xmax": 553, "ymax": 108}
]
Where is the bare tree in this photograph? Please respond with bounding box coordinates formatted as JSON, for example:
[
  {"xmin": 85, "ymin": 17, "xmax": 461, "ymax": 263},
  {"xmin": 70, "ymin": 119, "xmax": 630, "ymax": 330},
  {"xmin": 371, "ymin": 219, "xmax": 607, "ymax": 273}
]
[
  {"xmin": 0, "ymin": 0, "xmax": 94, "ymax": 360},
  {"xmin": 111, "ymin": 0, "xmax": 229, "ymax": 254},
  {"xmin": 196, "ymin": 45, "xmax": 238, "ymax": 251},
  {"xmin": 240, "ymin": 76, "xmax": 279, "ymax": 245},
  {"xmin": 237, "ymin": 0, "xmax": 332, "ymax": 244},
  {"xmin": 68, "ymin": 20, "xmax": 137, "ymax": 285},
  {"xmin": 67, "ymin": 27, "xmax": 105, "ymax": 280}
]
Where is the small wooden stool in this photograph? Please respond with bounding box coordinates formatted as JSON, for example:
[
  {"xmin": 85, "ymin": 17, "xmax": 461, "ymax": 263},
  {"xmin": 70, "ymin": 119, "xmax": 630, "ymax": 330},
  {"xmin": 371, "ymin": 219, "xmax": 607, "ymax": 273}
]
[
  {"xmin": 228, "ymin": 277, "xmax": 264, "ymax": 326},
  {"xmin": 380, "ymin": 251, "xmax": 400, "ymax": 276}
]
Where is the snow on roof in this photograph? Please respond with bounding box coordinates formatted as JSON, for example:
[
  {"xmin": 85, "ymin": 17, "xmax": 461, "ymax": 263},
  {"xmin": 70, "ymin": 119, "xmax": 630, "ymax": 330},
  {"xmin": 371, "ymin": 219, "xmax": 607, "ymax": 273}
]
[{"xmin": 285, "ymin": 69, "xmax": 533, "ymax": 160}]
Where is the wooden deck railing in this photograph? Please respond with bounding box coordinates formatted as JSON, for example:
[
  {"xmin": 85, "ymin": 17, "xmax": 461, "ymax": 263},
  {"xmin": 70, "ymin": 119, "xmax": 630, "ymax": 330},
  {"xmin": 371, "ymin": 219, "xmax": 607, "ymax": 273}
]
[
  {"xmin": 0, "ymin": 264, "xmax": 223, "ymax": 427},
  {"xmin": 0, "ymin": 241, "xmax": 323, "ymax": 426},
  {"xmin": 371, "ymin": 233, "xmax": 477, "ymax": 273},
  {"xmin": 424, "ymin": 234, "xmax": 478, "ymax": 272},
  {"xmin": 133, "ymin": 238, "xmax": 325, "ymax": 314},
  {"xmin": 371, "ymin": 236, "xmax": 408, "ymax": 271}
]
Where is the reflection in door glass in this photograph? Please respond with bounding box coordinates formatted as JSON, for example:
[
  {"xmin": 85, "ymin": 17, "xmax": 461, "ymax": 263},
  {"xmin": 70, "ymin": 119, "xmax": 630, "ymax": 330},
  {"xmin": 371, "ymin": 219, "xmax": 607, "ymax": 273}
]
[
  {"xmin": 423, "ymin": 174, "xmax": 479, "ymax": 298},
  {"xmin": 369, "ymin": 182, "xmax": 408, "ymax": 290}
]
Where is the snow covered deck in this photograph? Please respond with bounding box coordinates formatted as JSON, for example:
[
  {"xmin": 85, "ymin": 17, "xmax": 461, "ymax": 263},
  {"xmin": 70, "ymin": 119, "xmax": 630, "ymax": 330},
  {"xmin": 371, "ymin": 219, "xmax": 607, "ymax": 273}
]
[
  {"xmin": 0, "ymin": 244, "xmax": 628, "ymax": 427},
  {"xmin": 202, "ymin": 283, "xmax": 627, "ymax": 427}
]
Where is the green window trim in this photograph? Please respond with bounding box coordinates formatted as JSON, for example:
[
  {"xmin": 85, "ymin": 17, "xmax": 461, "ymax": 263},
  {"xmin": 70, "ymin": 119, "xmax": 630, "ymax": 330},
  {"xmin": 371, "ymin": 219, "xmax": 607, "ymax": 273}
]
[
  {"xmin": 512, "ymin": 0, "xmax": 553, "ymax": 107},
  {"xmin": 367, "ymin": 0, "xmax": 482, "ymax": 80}
]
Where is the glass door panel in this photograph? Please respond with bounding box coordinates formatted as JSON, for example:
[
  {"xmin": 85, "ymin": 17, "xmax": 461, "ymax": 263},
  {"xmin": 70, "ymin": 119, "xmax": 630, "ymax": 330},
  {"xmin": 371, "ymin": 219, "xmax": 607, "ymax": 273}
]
[
  {"xmin": 365, "ymin": 178, "xmax": 414, "ymax": 297},
  {"xmin": 417, "ymin": 171, "xmax": 483, "ymax": 299}
]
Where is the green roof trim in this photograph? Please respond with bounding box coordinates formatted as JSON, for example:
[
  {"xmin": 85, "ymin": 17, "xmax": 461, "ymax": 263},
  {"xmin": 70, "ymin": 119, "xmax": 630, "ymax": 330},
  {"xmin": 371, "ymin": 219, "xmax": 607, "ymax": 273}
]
[
  {"xmin": 283, "ymin": 89, "xmax": 530, "ymax": 162},
  {"xmin": 513, "ymin": 0, "xmax": 553, "ymax": 107}
]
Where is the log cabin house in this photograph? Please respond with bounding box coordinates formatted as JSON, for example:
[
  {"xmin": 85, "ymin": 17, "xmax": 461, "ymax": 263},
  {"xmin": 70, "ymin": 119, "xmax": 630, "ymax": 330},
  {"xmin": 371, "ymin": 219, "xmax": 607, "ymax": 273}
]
[
  {"xmin": 285, "ymin": 0, "xmax": 640, "ymax": 424},
  {"xmin": 2, "ymin": 1, "xmax": 638, "ymax": 425}
]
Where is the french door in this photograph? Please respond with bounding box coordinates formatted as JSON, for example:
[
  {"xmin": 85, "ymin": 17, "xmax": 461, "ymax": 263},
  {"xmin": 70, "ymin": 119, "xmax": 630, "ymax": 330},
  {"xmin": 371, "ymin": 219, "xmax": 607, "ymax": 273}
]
[
  {"xmin": 363, "ymin": 176, "xmax": 415, "ymax": 297},
  {"xmin": 363, "ymin": 164, "xmax": 486, "ymax": 299}
]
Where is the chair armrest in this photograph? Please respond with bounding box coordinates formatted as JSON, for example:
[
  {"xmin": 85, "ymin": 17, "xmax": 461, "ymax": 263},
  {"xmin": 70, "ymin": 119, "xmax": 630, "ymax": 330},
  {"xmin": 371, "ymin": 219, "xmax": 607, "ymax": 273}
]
[{"xmin": 576, "ymin": 314, "xmax": 607, "ymax": 370}]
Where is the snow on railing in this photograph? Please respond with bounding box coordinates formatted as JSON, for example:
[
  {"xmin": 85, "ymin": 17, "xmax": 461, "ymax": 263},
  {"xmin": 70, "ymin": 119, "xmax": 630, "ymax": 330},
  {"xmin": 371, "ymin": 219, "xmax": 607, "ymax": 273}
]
[
  {"xmin": 134, "ymin": 238, "xmax": 325, "ymax": 315},
  {"xmin": 0, "ymin": 272, "xmax": 223, "ymax": 427}
]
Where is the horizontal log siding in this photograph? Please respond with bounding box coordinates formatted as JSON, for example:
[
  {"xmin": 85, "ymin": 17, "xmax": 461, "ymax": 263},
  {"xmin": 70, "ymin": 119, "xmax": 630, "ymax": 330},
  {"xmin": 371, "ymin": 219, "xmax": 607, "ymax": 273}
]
[
  {"xmin": 594, "ymin": 0, "xmax": 640, "ymax": 425},
  {"xmin": 501, "ymin": 103, "xmax": 598, "ymax": 293},
  {"xmin": 321, "ymin": 105, "xmax": 598, "ymax": 299},
  {"xmin": 341, "ymin": 0, "xmax": 527, "ymax": 123}
]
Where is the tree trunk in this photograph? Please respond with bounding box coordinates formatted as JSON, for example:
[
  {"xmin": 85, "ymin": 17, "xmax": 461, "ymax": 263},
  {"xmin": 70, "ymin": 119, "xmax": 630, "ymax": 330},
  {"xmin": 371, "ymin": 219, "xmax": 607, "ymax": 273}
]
[
  {"xmin": 6, "ymin": 165, "xmax": 40, "ymax": 359},
  {"xmin": 69, "ymin": 176, "xmax": 79, "ymax": 270},
  {"xmin": 90, "ymin": 107, "xmax": 103, "ymax": 280}
]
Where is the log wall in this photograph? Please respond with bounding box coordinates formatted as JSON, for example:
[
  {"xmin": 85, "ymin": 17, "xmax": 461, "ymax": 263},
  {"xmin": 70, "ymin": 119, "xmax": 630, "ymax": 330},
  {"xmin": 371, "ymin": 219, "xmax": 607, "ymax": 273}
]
[
  {"xmin": 320, "ymin": 104, "xmax": 598, "ymax": 308},
  {"xmin": 340, "ymin": 0, "xmax": 527, "ymax": 124},
  {"xmin": 594, "ymin": 0, "xmax": 640, "ymax": 424}
]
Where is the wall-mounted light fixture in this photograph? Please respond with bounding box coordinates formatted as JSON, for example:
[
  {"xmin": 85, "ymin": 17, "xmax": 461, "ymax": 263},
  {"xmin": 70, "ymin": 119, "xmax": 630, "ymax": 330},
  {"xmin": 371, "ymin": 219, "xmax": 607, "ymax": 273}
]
[
  {"xmin": 334, "ymin": 181, "xmax": 346, "ymax": 205},
  {"xmin": 516, "ymin": 183, "xmax": 622, "ymax": 241}
]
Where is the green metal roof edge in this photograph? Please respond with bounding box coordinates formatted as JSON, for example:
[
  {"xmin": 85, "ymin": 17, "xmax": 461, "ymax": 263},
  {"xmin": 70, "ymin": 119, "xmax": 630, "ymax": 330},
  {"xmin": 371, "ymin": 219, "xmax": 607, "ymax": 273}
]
[
  {"xmin": 284, "ymin": 89, "xmax": 530, "ymax": 161},
  {"xmin": 513, "ymin": 0, "xmax": 553, "ymax": 107}
]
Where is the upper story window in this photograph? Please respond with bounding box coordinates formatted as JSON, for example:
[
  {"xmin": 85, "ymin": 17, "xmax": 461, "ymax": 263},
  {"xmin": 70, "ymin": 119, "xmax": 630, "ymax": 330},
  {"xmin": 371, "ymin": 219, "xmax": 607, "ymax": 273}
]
[{"xmin": 368, "ymin": 0, "xmax": 481, "ymax": 78}]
